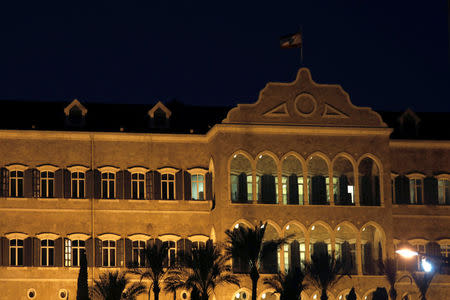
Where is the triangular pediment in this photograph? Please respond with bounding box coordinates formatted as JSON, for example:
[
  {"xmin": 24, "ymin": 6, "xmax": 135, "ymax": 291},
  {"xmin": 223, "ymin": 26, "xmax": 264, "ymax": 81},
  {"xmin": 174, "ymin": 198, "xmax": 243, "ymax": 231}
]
[
  {"xmin": 64, "ymin": 99, "xmax": 87, "ymax": 116},
  {"xmin": 148, "ymin": 101, "xmax": 172, "ymax": 118},
  {"xmin": 223, "ymin": 68, "xmax": 386, "ymax": 127}
]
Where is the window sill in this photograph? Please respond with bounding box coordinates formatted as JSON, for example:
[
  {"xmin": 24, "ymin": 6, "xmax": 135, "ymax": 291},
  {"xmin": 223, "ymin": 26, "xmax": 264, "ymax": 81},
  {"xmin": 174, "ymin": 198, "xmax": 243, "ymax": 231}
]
[
  {"xmin": 68, "ymin": 198, "xmax": 89, "ymax": 202},
  {"xmin": 6, "ymin": 197, "xmax": 27, "ymax": 201},
  {"xmin": 158, "ymin": 200, "xmax": 180, "ymax": 203},
  {"xmin": 187, "ymin": 200, "xmax": 207, "ymax": 203},
  {"xmin": 99, "ymin": 199, "xmax": 120, "ymax": 202},
  {"xmin": 6, "ymin": 266, "xmax": 29, "ymax": 270},
  {"xmin": 128, "ymin": 199, "xmax": 150, "ymax": 203},
  {"xmin": 38, "ymin": 198, "xmax": 58, "ymax": 202}
]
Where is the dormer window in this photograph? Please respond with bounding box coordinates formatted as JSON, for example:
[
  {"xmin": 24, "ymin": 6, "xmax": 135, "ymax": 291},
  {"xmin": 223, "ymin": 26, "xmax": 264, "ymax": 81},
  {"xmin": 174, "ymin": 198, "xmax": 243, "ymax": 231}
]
[
  {"xmin": 398, "ymin": 108, "xmax": 420, "ymax": 138},
  {"xmin": 148, "ymin": 101, "xmax": 171, "ymax": 129},
  {"xmin": 64, "ymin": 99, "xmax": 87, "ymax": 128}
]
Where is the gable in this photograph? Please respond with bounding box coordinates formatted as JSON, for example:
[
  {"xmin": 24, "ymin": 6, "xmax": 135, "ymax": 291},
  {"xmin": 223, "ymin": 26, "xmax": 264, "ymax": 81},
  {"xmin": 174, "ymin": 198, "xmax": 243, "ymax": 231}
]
[{"xmin": 223, "ymin": 68, "xmax": 387, "ymax": 128}]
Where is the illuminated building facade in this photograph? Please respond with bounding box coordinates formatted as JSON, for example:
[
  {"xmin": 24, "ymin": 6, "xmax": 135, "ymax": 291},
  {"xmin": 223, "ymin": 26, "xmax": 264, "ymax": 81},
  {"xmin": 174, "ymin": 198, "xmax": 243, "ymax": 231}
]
[{"xmin": 0, "ymin": 68, "xmax": 449, "ymax": 300}]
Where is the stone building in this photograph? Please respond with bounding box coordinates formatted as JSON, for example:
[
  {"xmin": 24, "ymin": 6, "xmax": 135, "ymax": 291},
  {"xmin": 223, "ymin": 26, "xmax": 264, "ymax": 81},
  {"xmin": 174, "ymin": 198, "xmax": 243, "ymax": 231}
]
[{"xmin": 0, "ymin": 68, "xmax": 449, "ymax": 300}]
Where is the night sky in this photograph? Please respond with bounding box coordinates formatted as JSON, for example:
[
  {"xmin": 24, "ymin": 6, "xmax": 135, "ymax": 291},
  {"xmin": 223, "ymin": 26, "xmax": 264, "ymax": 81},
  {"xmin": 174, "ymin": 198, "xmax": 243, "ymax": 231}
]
[{"xmin": 0, "ymin": 1, "xmax": 448, "ymax": 112}]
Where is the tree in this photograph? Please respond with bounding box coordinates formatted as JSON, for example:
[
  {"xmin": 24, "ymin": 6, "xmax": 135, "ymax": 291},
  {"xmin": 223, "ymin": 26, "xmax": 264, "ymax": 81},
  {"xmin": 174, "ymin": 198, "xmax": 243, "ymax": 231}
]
[
  {"xmin": 165, "ymin": 242, "xmax": 240, "ymax": 300},
  {"xmin": 409, "ymin": 271, "xmax": 436, "ymax": 300},
  {"xmin": 225, "ymin": 222, "xmax": 286, "ymax": 300},
  {"xmin": 346, "ymin": 288, "xmax": 357, "ymax": 300},
  {"xmin": 379, "ymin": 258, "xmax": 398, "ymax": 300},
  {"xmin": 77, "ymin": 249, "xmax": 90, "ymax": 300},
  {"xmin": 263, "ymin": 267, "xmax": 306, "ymax": 300},
  {"xmin": 304, "ymin": 246, "xmax": 349, "ymax": 300},
  {"xmin": 91, "ymin": 271, "xmax": 146, "ymax": 300},
  {"xmin": 128, "ymin": 241, "xmax": 170, "ymax": 300}
]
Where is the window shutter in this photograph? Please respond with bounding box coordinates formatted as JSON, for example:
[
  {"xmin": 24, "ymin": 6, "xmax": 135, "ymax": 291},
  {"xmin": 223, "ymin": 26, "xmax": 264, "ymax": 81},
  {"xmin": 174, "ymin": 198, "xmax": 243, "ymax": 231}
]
[
  {"xmin": 205, "ymin": 172, "xmax": 213, "ymax": 201},
  {"xmin": 185, "ymin": 239, "xmax": 193, "ymax": 256},
  {"xmin": 86, "ymin": 170, "xmax": 93, "ymax": 199},
  {"xmin": 400, "ymin": 175, "xmax": 411, "ymax": 204},
  {"xmin": 341, "ymin": 241, "xmax": 352, "ymax": 273},
  {"xmin": 54, "ymin": 238, "xmax": 63, "ymax": 267},
  {"xmin": 288, "ymin": 174, "xmax": 299, "ymax": 205},
  {"xmin": 116, "ymin": 170, "xmax": 124, "ymax": 199},
  {"xmin": 24, "ymin": 237, "xmax": 33, "ymax": 266},
  {"xmin": 93, "ymin": 170, "xmax": 101, "ymax": 199},
  {"xmin": 63, "ymin": 169, "xmax": 71, "ymax": 198},
  {"xmin": 0, "ymin": 168, "xmax": 9, "ymax": 197},
  {"xmin": 32, "ymin": 169, "xmax": 40, "ymax": 197},
  {"xmin": 374, "ymin": 176, "xmax": 380, "ymax": 205},
  {"xmin": 290, "ymin": 240, "xmax": 300, "ymax": 270},
  {"xmin": 95, "ymin": 238, "xmax": 102, "ymax": 267},
  {"xmin": 425, "ymin": 242, "xmax": 441, "ymax": 258},
  {"xmin": 24, "ymin": 169, "xmax": 34, "ymax": 198},
  {"xmin": 312, "ymin": 176, "xmax": 326, "ymax": 204},
  {"xmin": 86, "ymin": 238, "xmax": 94, "ymax": 267},
  {"xmin": 33, "ymin": 238, "xmax": 40, "ymax": 266},
  {"xmin": 176, "ymin": 170, "xmax": 183, "ymax": 200},
  {"xmin": 177, "ymin": 239, "xmax": 185, "ymax": 265},
  {"xmin": 124, "ymin": 238, "xmax": 132, "ymax": 267},
  {"xmin": 184, "ymin": 171, "xmax": 191, "ymax": 200},
  {"xmin": 363, "ymin": 242, "xmax": 374, "ymax": 274},
  {"xmin": 153, "ymin": 171, "xmax": 161, "ymax": 200},
  {"xmin": 123, "ymin": 170, "xmax": 131, "ymax": 199},
  {"xmin": 395, "ymin": 176, "xmax": 406, "ymax": 204},
  {"xmin": 147, "ymin": 238, "xmax": 155, "ymax": 249},
  {"xmin": 424, "ymin": 176, "xmax": 438, "ymax": 205},
  {"xmin": 360, "ymin": 175, "xmax": 372, "ymax": 206},
  {"xmin": 55, "ymin": 169, "xmax": 63, "ymax": 198},
  {"xmin": 237, "ymin": 172, "xmax": 248, "ymax": 203},
  {"xmin": 117, "ymin": 238, "xmax": 124, "ymax": 267},
  {"xmin": 338, "ymin": 175, "xmax": 349, "ymax": 205},
  {"xmin": 1, "ymin": 237, "xmax": 8, "ymax": 266},
  {"xmin": 146, "ymin": 171, "xmax": 153, "ymax": 200}
]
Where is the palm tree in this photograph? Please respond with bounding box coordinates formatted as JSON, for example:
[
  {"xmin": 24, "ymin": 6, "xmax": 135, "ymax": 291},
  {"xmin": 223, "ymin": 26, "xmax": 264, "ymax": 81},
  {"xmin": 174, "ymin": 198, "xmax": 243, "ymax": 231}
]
[
  {"xmin": 379, "ymin": 258, "xmax": 398, "ymax": 300},
  {"xmin": 91, "ymin": 271, "xmax": 146, "ymax": 300},
  {"xmin": 225, "ymin": 222, "xmax": 286, "ymax": 300},
  {"xmin": 304, "ymin": 246, "xmax": 349, "ymax": 300},
  {"xmin": 409, "ymin": 271, "xmax": 436, "ymax": 300},
  {"xmin": 165, "ymin": 242, "xmax": 240, "ymax": 300},
  {"xmin": 263, "ymin": 266, "xmax": 306, "ymax": 300},
  {"xmin": 128, "ymin": 241, "xmax": 170, "ymax": 300}
]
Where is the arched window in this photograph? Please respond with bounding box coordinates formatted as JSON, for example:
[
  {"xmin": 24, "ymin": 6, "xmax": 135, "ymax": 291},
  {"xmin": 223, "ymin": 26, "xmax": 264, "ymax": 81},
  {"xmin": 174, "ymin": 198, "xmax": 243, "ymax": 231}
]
[
  {"xmin": 308, "ymin": 156, "xmax": 329, "ymax": 205},
  {"xmin": 361, "ymin": 225, "xmax": 384, "ymax": 275},
  {"xmin": 358, "ymin": 157, "xmax": 381, "ymax": 206},
  {"xmin": 283, "ymin": 224, "xmax": 305, "ymax": 272},
  {"xmin": 333, "ymin": 156, "xmax": 355, "ymax": 205},
  {"xmin": 256, "ymin": 155, "xmax": 278, "ymax": 204},
  {"xmin": 230, "ymin": 154, "xmax": 252, "ymax": 203},
  {"xmin": 309, "ymin": 224, "xmax": 331, "ymax": 257},
  {"xmin": 335, "ymin": 224, "xmax": 357, "ymax": 274},
  {"xmin": 281, "ymin": 155, "xmax": 304, "ymax": 205}
]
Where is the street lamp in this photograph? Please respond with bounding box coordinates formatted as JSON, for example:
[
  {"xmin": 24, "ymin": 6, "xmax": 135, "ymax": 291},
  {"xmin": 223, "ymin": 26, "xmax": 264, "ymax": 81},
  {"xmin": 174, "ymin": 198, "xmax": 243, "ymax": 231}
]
[{"xmin": 395, "ymin": 243, "xmax": 434, "ymax": 273}]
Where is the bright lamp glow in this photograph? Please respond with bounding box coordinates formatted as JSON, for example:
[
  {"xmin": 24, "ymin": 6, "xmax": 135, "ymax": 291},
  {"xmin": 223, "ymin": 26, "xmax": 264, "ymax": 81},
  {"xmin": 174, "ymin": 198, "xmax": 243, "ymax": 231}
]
[
  {"xmin": 262, "ymin": 294, "xmax": 266, "ymax": 299},
  {"xmin": 422, "ymin": 258, "xmax": 432, "ymax": 272},
  {"xmin": 396, "ymin": 248, "xmax": 418, "ymax": 259}
]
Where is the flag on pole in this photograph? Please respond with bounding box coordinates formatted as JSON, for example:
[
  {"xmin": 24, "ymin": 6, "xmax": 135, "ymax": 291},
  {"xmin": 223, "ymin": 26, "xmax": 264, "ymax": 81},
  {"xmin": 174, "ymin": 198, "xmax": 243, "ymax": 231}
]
[{"xmin": 280, "ymin": 31, "xmax": 302, "ymax": 49}]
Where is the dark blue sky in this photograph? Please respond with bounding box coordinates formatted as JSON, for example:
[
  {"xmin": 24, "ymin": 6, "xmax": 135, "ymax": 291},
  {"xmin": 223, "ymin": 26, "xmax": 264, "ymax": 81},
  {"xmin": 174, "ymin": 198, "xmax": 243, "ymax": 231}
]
[{"xmin": 0, "ymin": 1, "xmax": 448, "ymax": 111}]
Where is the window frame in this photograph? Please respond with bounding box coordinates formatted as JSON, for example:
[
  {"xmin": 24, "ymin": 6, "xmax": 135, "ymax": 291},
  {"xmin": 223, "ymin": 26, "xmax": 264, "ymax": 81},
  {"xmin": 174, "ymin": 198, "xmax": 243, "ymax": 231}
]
[
  {"xmin": 159, "ymin": 234, "xmax": 180, "ymax": 267},
  {"xmin": 36, "ymin": 233, "xmax": 59, "ymax": 267},
  {"xmin": 437, "ymin": 175, "xmax": 450, "ymax": 205},
  {"xmin": 5, "ymin": 164, "xmax": 27, "ymax": 198},
  {"xmin": 187, "ymin": 168, "xmax": 208, "ymax": 201},
  {"xmin": 5, "ymin": 233, "xmax": 28, "ymax": 266},
  {"xmin": 98, "ymin": 167, "xmax": 119, "ymax": 200},
  {"xmin": 37, "ymin": 165, "xmax": 58, "ymax": 199},
  {"xmin": 406, "ymin": 173, "xmax": 425, "ymax": 205},
  {"xmin": 158, "ymin": 168, "xmax": 178, "ymax": 200},
  {"xmin": 68, "ymin": 166, "xmax": 89, "ymax": 199}
]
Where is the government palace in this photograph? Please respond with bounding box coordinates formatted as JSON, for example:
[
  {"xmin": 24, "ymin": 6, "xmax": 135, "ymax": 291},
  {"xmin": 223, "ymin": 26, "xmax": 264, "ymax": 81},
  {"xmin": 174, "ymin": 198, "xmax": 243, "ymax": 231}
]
[{"xmin": 0, "ymin": 68, "xmax": 449, "ymax": 299}]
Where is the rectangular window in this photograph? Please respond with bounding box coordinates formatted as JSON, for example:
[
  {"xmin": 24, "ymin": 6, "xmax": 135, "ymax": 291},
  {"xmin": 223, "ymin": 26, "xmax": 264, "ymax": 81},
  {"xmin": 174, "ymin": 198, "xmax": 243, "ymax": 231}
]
[
  {"xmin": 282, "ymin": 176, "xmax": 288, "ymax": 204},
  {"xmin": 65, "ymin": 240, "xmax": 85, "ymax": 267},
  {"xmin": 438, "ymin": 179, "xmax": 449, "ymax": 205},
  {"xmin": 409, "ymin": 179, "xmax": 423, "ymax": 204},
  {"xmin": 230, "ymin": 174, "xmax": 238, "ymax": 202},
  {"xmin": 10, "ymin": 239, "xmax": 24, "ymax": 266},
  {"xmin": 10, "ymin": 171, "xmax": 24, "ymax": 197},
  {"xmin": 132, "ymin": 240, "xmax": 146, "ymax": 267},
  {"xmin": 71, "ymin": 172, "xmax": 85, "ymax": 198},
  {"xmin": 40, "ymin": 171, "xmax": 54, "ymax": 198},
  {"xmin": 64, "ymin": 239, "xmax": 72, "ymax": 267},
  {"xmin": 41, "ymin": 239, "xmax": 55, "ymax": 266},
  {"xmin": 102, "ymin": 240, "xmax": 116, "ymax": 267},
  {"xmin": 163, "ymin": 241, "xmax": 176, "ymax": 266},
  {"xmin": 250, "ymin": 175, "xmax": 255, "ymax": 202},
  {"xmin": 132, "ymin": 173, "xmax": 145, "ymax": 200},
  {"xmin": 191, "ymin": 174, "xmax": 205, "ymax": 200},
  {"xmin": 414, "ymin": 244, "xmax": 425, "ymax": 271},
  {"xmin": 101, "ymin": 172, "xmax": 115, "ymax": 199},
  {"xmin": 192, "ymin": 241, "xmax": 206, "ymax": 251},
  {"xmin": 441, "ymin": 244, "xmax": 450, "ymax": 258},
  {"xmin": 161, "ymin": 173, "xmax": 175, "ymax": 200},
  {"xmin": 298, "ymin": 177, "xmax": 304, "ymax": 205}
]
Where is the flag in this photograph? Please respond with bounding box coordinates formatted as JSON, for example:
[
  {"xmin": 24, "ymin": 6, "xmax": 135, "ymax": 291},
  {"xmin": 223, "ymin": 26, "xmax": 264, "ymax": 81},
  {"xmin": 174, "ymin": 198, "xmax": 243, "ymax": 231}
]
[{"xmin": 280, "ymin": 32, "xmax": 302, "ymax": 49}]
